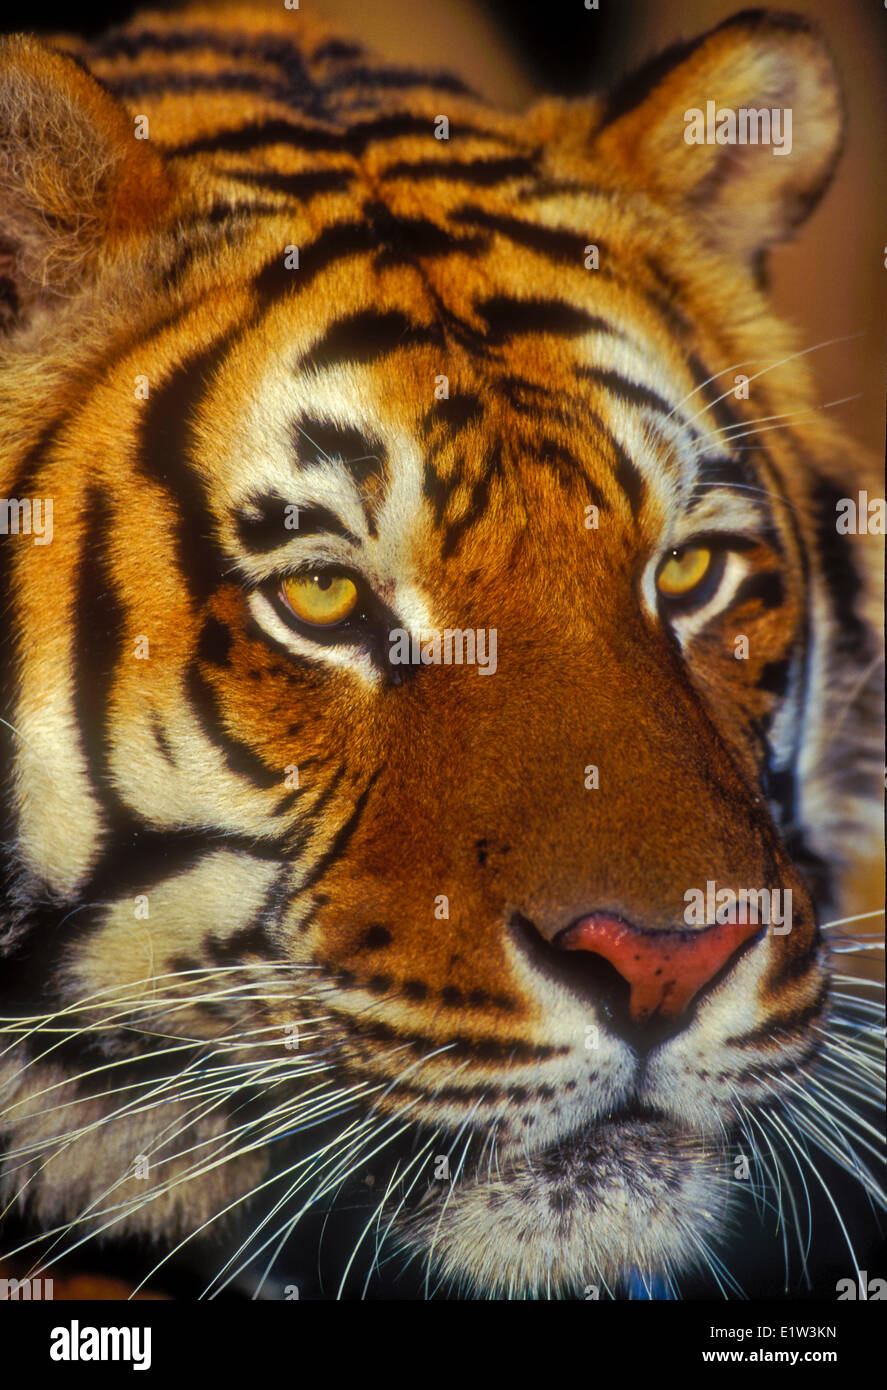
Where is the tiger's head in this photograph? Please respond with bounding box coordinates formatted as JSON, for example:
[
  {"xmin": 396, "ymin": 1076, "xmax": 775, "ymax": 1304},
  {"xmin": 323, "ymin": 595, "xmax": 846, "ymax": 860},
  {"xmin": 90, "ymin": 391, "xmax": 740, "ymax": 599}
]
[{"xmin": 0, "ymin": 5, "xmax": 882, "ymax": 1297}]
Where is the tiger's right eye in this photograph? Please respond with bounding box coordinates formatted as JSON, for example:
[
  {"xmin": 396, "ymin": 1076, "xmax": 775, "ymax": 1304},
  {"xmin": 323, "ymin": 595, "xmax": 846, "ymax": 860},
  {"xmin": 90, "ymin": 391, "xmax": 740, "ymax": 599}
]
[{"xmin": 280, "ymin": 571, "xmax": 359, "ymax": 627}]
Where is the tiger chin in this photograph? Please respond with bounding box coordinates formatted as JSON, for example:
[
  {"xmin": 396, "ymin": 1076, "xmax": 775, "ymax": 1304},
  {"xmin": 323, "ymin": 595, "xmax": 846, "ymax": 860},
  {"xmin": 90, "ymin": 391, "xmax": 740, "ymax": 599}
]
[{"xmin": 0, "ymin": 3, "xmax": 883, "ymax": 1300}]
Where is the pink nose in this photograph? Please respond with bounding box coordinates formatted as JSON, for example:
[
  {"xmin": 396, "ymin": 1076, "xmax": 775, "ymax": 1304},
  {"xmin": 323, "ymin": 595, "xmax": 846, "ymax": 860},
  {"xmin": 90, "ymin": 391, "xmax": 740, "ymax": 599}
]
[{"xmin": 554, "ymin": 912, "xmax": 762, "ymax": 1021}]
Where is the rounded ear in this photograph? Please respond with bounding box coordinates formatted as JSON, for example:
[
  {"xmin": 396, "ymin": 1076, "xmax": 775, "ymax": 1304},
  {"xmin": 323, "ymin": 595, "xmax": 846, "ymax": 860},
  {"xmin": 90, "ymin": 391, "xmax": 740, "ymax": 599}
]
[
  {"xmin": 0, "ymin": 35, "xmax": 172, "ymax": 323},
  {"xmin": 590, "ymin": 11, "xmax": 843, "ymax": 261}
]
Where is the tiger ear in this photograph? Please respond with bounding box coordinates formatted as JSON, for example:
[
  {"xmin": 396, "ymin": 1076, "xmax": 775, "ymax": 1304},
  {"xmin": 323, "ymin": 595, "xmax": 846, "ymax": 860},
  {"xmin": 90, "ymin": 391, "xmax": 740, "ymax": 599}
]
[
  {"xmin": 590, "ymin": 11, "xmax": 843, "ymax": 261},
  {"xmin": 0, "ymin": 36, "xmax": 172, "ymax": 323}
]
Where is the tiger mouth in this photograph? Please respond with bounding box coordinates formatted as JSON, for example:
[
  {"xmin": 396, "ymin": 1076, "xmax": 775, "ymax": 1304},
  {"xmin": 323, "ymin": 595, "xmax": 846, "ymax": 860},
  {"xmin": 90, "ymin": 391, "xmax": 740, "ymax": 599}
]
[
  {"xmin": 400, "ymin": 1111, "xmax": 730, "ymax": 1295},
  {"xmin": 411, "ymin": 1104, "xmax": 719, "ymax": 1209},
  {"xmin": 570, "ymin": 1104, "xmax": 670, "ymax": 1136},
  {"xmin": 453, "ymin": 1105, "xmax": 712, "ymax": 1187}
]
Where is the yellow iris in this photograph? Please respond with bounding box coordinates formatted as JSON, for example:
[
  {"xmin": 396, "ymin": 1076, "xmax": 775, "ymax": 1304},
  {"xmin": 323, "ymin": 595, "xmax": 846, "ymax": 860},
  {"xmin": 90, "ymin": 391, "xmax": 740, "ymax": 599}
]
[
  {"xmin": 656, "ymin": 546, "xmax": 712, "ymax": 598},
  {"xmin": 281, "ymin": 572, "xmax": 359, "ymax": 626}
]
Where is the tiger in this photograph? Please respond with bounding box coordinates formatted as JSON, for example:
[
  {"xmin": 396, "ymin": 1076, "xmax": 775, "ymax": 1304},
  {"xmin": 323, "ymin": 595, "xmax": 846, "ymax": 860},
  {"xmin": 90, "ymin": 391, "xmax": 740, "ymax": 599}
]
[{"xmin": 0, "ymin": 0, "xmax": 883, "ymax": 1300}]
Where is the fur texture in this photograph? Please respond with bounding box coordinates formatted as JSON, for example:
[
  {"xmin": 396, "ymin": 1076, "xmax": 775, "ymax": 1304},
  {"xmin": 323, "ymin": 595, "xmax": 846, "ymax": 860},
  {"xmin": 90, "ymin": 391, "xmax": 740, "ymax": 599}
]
[{"xmin": 0, "ymin": 3, "xmax": 882, "ymax": 1298}]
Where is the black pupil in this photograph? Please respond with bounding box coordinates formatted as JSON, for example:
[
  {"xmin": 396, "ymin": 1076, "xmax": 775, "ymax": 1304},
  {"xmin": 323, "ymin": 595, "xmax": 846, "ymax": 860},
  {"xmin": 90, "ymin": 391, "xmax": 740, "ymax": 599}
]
[{"xmin": 315, "ymin": 574, "xmax": 333, "ymax": 591}]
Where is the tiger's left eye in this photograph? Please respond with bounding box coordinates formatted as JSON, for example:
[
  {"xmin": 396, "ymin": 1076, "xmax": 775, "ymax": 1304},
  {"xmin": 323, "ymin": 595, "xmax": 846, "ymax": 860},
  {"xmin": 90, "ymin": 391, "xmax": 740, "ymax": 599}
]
[
  {"xmin": 280, "ymin": 571, "xmax": 359, "ymax": 627},
  {"xmin": 656, "ymin": 546, "xmax": 713, "ymax": 599}
]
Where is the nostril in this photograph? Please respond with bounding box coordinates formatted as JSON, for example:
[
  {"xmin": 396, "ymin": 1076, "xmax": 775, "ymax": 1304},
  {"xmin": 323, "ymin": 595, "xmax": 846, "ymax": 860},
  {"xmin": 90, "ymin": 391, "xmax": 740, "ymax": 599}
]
[{"xmin": 553, "ymin": 912, "xmax": 764, "ymax": 1023}]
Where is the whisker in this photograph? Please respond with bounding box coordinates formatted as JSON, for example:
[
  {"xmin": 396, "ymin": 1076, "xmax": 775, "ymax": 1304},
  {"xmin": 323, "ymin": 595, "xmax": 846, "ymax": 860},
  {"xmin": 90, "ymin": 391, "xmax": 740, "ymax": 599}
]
[{"xmin": 678, "ymin": 333, "xmax": 865, "ymax": 432}]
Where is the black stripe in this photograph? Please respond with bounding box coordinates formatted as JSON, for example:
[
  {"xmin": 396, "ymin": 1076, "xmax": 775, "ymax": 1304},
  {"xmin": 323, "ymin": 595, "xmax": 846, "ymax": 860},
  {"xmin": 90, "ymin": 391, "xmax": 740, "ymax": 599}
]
[
  {"xmin": 610, "ymin": 438, "xmax": 647, "ymax": 516},
  {"xmin": 168, "ymin": 113, "xmax": 509, "ymax": 159},
  {"xmin": 300, "ymin": 309, "xmax": 444, "ymax": 371},
  {"xmin": 684, "ymin": 352, "xmax": 745, "ymax": 434},
  {"xmin": 73, "ymin": 488, "xmax": 128, "ymax": 821},
  {"xmin": 731, "ymin": 570, "xmax": 785, "ymax": 612},
  {"xmin": 689, "ymin": 453, "xmax": 761, "ymax": 497},
  {"xmin": 254, "ymin": 219, "xmax": 377, "ymax": 302},
  {"xmin": 453, "ymin": 205, "xmax": 604, "ymax": 271},
  {"xmin": 297, "ymin": 770, "xmax": 380, "ymax": 894},
  {"xmin": 516, "ymin": 177, "xmax": 602, "ymax": 203},
  {"xmin": 598, "ymin": 33, "xmax": 709, "ymax": 130},
  {"xmin": 110, "ymin": 71, "xmax": 294, "ymax": 99},
  {"xmin": 476, "ymin": 296, "xmax": 614, "ymax": 344},
  {"xmin": 236, "ymin": 497, "xmax": 358, "ymax": 552},
  {"xmin": 417, "ymin": 286, "xmax": 498, "ymax": 359},
  {"xmin": 421, "ymin": 393, "xmax": 484, "ymax": 433},
  {"xmin": 329, "ymin": 1007, "xmax": 557, "ymax": 1064},
  {"xmin": 205, "ymin": 920, "xmax": 278, "ymax": 965},
  {"xmin": 441, "ymin": 443, "xmax": 505, "ymax": 558},
  {"xmin": 644, "ymin": 255, "xmax": 693, "ymax": 339},
  {"xmin": 538, "ymin": 438, "xmax": 609, "ymax": 511},
  {"xmin": 725, "ymin": 990, "xmax": 826, "ymax": 1046},
  {"xmin": 197, "ymin": 616, "xmax": 233, "ymax": 668},
  {"xmin": 381, "ymin": 156, "xmax": 536, "ymax": 186},
  {"xmin": 497, "ymin": 375, "xmax": 552, "ymax": 416},
  {"xmin": 170, "ymin": 119, "xmax": 342, "ymax": 158},
  {"xmin": 137, "ymin": 337, "xmax": 234, "ymax": 602},
  {"xmin": 756, "ymin": 658, "xmax": 791, "ymax": 696},
  {"xmin": 293, "ymin": 418, "xmax": 387, "ymax": 481},
  {"xmin": 763, "ymin": 765, "xmax": 796, "ymax": 828},
  {"xmin": 186, "ymin": 662, "xmax": 283, "ymax": 790},
  {"xmin": 423, "ymin": 458, "xmax": 463, "ymax": 529},
  {"xmin": 576, "ymin": 365, "xmax": 677, "ymax": 419},
  {"xmin": 763, "ymin": 939, "xmax": 820, "ymax": 992},
  {"xmin": 224, "ymin": 168, "xmax": 354, "ymax": 200},
  {"xmin": 810, "ymin": 476, "xmax": 868, "ymax": 652},
  {"xmin": 151, "ymin": 715, "xmax": 176, "ymax": 764},
  {"xmin": 255, "ymin": 205, "xmax": 484, "ymax": 310},
  {"xmin": 321, "ymin": 65, "xmax": 472, "ymax": 96},
  {"xmin": 494, "ymin": 384, "xmax": 636, "ymax": 514},
  {"xmin": 161, "ymin": 205, "xmax": 287, "ymax": 292},
  {"xmin": 363, "ymin": 201, "xmax": 486, "ymax": 269},
  {"xmin": 95, "ymin": 28, "xmax": 310, "ymax": 73},
  {"xmin": 250, "ymin": 862, "xmax": 297, "ymax": 938},
  {"xmin": 289, "ymin": 764, "xmax": 349, "ymax": 851},
  {"xmin": 96, "ymin": 29, "xmax": 471, "ymax": 99},
  {"xmin": 80, "ymin": 825, "xmax": 289, "ymax": 905},
  {"xmin": 313, "ymin": 39, "xmax": 364, "ymax": 63},
  {"xmin": 273, "ymin": 787, "xmax": 301, "ymax": 818}
]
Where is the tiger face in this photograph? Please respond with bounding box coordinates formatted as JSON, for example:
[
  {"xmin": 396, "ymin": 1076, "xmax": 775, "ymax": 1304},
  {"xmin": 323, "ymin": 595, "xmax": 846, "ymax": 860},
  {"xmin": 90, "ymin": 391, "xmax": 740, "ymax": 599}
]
[{"xmin": 0, "ymin": 5, "xmax": 882, "ymax": 1298}]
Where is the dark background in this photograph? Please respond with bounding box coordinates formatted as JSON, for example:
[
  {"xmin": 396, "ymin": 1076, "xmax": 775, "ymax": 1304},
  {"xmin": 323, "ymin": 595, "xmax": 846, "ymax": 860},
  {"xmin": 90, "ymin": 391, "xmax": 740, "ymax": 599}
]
[
  {"xmin": 4, "ymin": 0, "xmax": 641, "ymax": 90},
  {"xmin": 4, "ymin": 0, "xmax": 886, "ymax": 99}
]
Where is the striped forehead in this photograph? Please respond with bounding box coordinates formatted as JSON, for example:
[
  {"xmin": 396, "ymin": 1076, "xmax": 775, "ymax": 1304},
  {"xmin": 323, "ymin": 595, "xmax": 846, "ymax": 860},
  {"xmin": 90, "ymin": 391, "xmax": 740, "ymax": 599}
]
[
  {"xmin": 199, "ymin": 248, "xmax": 771, "ymax": 578},
  {"xmin": 213, "ymin": 361, "xmax": 434, "ymax": 596}
]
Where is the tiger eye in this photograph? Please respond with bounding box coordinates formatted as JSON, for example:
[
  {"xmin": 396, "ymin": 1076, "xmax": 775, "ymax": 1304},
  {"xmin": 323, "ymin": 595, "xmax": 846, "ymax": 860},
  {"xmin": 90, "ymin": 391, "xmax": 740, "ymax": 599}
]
[
  {"xmin": 656, "ymin": 546, "xmax": 713, "ymax": 598},
  {"xmin": 281, "ymin": 572, "xmax": 359, "ymax": 626}
]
